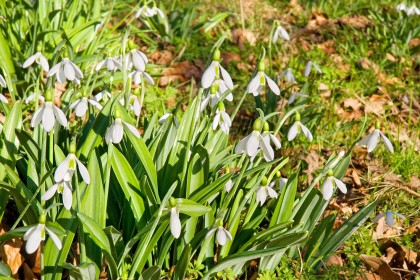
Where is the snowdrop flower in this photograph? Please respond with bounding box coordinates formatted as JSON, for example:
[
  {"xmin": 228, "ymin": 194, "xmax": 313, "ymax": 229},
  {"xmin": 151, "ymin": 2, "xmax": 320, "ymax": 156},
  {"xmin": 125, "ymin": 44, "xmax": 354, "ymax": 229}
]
[
  {"xmin": 224, "ymin": 179, "xmax": 233, "ymax": 192},
  {"xmin": 303, "ymin": 61, "xmax": 322, "ymax": 77},
  {"xmin": 130, "ymin": 69, "xmax": 154, "ymax": 85},
  {"xmin": 212, "ymin": 102, "xmax": 231, "ymax": 134},
  {"xmin": 359, "ymin": 122, "xmax": 394, "ymax": 153},
  {"xmin": 54, "ymin": 143, "xmax": 90, "ymax": 184},
  {"xmin": 47, "ymin": 57, "xmax": 83, "ymax": 84},
  {"xmin": 202, "ymin": 48, "xmax": 233, "ymax": 90},
  {"xmin": 93, "ymin": 90, "xmax": 112, "ymax": 103},
  {"xmin": 396, "ymin": 3, "xmax": 406, "ymax": 11},
  {"xmin": 105, "ymin": 108, "xmax": 140, "ymax": 144},
  {"xmin": 95, "ymin": 54, "xmax": 122, "ymax": 72},
  {"xmin": 288, "ymin": 91, "xmax": 308, "ymax": 104},
  {"xmin": 158, "ymin": 112, "xmax": 179, "ymax": 128},
  {"xmin": 406, "ymin": 5, "xmax": 420, "ymax": 15},
  {"xmin": 280, "ymin": 68, "xmax": 295, "ymax": 84},
  {"xmin": 126, "ymin": 40, "xmax": 148, "ymax": 71},
  {"xmin": 247, "ymin": 61, "xmax": 280, "ymax": 96},
  {"xmin": 0, "ymin": 73, "xmax": 6, "ymax": 88},
  {"xmin": 327, "ymin": 151, "xmax": 346, "ymax": 170},
  {"xmin": 24, "ymin": 214, "xmax": 62, "ymax": 254},
  {"xmin": 256, "ymin": 177, "xmax": 278, "ymax": 206},
  {"xmin": 372, "ymin": 210, "xmax": 406, "ymax": 227},
  {"xmin": 278, "ymin": 176, "xmax": 288, "ymax": 192},
  {"xmin": 42, "ymin": 171, "xmax": 74, "ymax": 210},
  {"xmin": 136, "ymin": 5, "xmax": 165, "ymax": 18},
  {"xmin": 23, "ymin": 52, "xmax": 49, "ymax": 72},
  {"xmin": 321, "ymin": 170, "xmax": 347, "ymax": 200},
  {"xmin": 70, "ymin": 93, "xmax": 103, "ymax": 117},
  {"xmin": 166, "ymin": 197, "xmax": 181, "ymax": 239},
  {"xmin": 287, "ymin": 112, "xmax": 313, "ymax": 142},
  {"xmin": 201, "ymin": 81, "xmax": 233, "ymax": 111},
  {"xmin": 0, "ymin": 93, "xmax": 8, "ymax": 103},
  {"xmin": 273, "ymin": 25, "xmax": 290, "ymax": 43},
  {"xmin": 26, "ymin": 92, "xmax": 45, "ymax": 104},
  {"xmin": 31, "ymin": 90, "xmax": 67, "ymax": 132},
  {"xmin": 206, "ymin": 220, "xmax": 232, "ymax": 245}
]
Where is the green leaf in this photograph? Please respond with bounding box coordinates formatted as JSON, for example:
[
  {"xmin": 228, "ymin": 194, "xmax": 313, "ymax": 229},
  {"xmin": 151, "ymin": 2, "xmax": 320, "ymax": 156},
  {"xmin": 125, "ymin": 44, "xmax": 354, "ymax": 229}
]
[
  {"xmin": 176, "ymin": 199, "xmax": 212, "ymax": 217},
  {"xmin": 270, "ymin": 173, "xmax": 298, "ymax": 227},
  {"xmin": 140, "ymin": 266, "xmax": 161, "ymax": 280},
  {"xmin": 186, "ymin": 145, "xmax": 209, "ymax": 197},
  {"xmin": 172, "ymin": 244, "xmax": 191, "ymax": 280},
  {"xmin": 63, "ymin": 262, "xmax": 96, "ymax": 280}
]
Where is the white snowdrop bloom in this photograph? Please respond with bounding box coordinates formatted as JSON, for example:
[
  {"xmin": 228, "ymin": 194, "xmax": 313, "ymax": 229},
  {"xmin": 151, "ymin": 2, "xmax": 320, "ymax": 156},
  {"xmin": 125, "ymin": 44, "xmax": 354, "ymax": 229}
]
[
  {"xmin": 288, "ymin": 91, "xmax": 308, "ymax": 105},
  {"xmin": 125, "ymin": 41, "xmax": 148, "ymax": 71},
  {"xmin": 0, "ymin": 73, "xmax": 6, "ymax": 88},
  {"xmin": 0, "ymin": 93, "xmax": 8, "ymax": 103},
  {"xmin": 273, "ymin": 25, "xmax": 290, "ymax": 43},
  {"xmin": 31, "ymin": 91, "xmax": 67, "ymax": 132},
  {"xmin": 136, "ymin": 5, "xmax": 165, "ymax": 18},
  {"xmin": 54, "ymin": 144, "xmax": 90, "ymax": 184},
  {"xmin": 224, "ymin": 179, "xmax": 233, "ymax": 192},
  {"xmin": 202, "ymin": 49, "xmax": 234, "ymax": 90},
  {"xmin": 200, "ymin": 81, "xmax": 232, "ymax": 111},
  {"xmin": 23, "ymin": 52, "xmax": 50, "ymax": 72},
  {"xmin": 95, "ymin": 56, "xmax": 122, "ymax": 72},
  {"xmin": 247, "ymin": 61, "xmax": 280, "ymax": 96},
  {"xmin": 165, "ymin": 197, "xmax": 181, "ymax": 238},
  {"xmin": 93, "ymin": 90, "xmax": 112, "ymax": 103},
  {"xmin": 287, "ymin": 113, "xmax": 313, "ymax": 142},
  {"xmin": 25, "ymin": 93, "xmax": 45, "ymax": 104},
  {"xmin": 279, "ymin": 177, "xmax": 288, "ymax": 191},
  {"xmin": 47, "ymin": 58, "xmax": 83, "ymax": 84},
  {"xmin": 70, "ymin": 96, "xmax": 102, "ymax": 117},
  {"xmin": 130, "ymin": 69, "xmax": 154, "ymax": 85},
  {"xmin": 280, "ymin": 68, "xmax": 295, "ymax": 84},
  {"xmin": 321, "ymin": 170, "xmax": 347, "ymax": 200},
  {"xmin": 359, "ymin": 123, "xmax": 394, "ymax": 153},
  {"xmin": 396, "ymin": 3, "xmax": 406, "ymax": 11},
  {"xmin": 105, "ymin": 109, "xmax": 140, "ymax": 144},
  {"xmin": 256, "ymin": 177, "xmax": 278, "ymax": 206},
  {"xmin": 24, "ymin": 215, "xmax": 62, "ymax": 254},
  {"xmin": 405, "ymin": 5, "xmax": 420, "ymax": 15},
  {"xmin": 42, "ymin": 171, "xmax": 74, "ymax": 210},
  {"xmin": 206, "ymin": 221, "xmax": 233, "ymax": 245},
  {"xmin": 304, "ymin": 61, "xmax": 322, "ymax": 77},
  {"xmin": 158, "ymin": 113, "xmax": 179, "ymax": 128},
  {"xmin": 372, "ymin": 210, "xmax": 406, "ymax": 227},
  {"xmin": 212, "ymin": 103, "xmax": 231, "ymax": 134}
]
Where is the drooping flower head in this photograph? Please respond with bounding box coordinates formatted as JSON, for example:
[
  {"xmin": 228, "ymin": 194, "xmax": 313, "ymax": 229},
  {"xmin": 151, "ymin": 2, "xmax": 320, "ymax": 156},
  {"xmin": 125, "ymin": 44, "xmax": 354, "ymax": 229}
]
[
  {"xmin": 70, "ymin": 90, "xmax": 103, "ymax": 118},
  {"xmin": 247, "ymin": 61, "xmax": 280, "ymax": 96},
  {"xmin": 321, "ymin": 169, "xmax": 347, "ymax": 200},
  {"xmin": 256, "ymin": 176, "xmax": 278, "ymax": 206},
  {"xmin": 359, "ymin": 121, "xmax": 394, "ymax": 153},
  {"xmin": 280, "ymin": 68, "xmax": 295, "ymax": 84},
  {"xmin": 167, "ymin": 197, "xmax": 181, "ymax": 239},
  {"xmin": 23, "ymin": 51, "xmax": 49, "ymax": 72},
  {"xmin": 47, "ymin": 52, "xmax": 83, "ymax": 84},
  {"xmin": 212, "ymin": 102, "xmax": 231, "ymax": 134},
  {"xmin": 125, "ymin": 40, "xmax": 148, "ymax": 71},
  {"xmin": 54, "ymin": 143, "xmax": 90, "ymax": 184},
  {"xmin": 372, "ymin": 210, "xmax": 406, "ymax": 227},
  {"xmin": 201, "ymin": 81, "xmax": 233, "ymax": 111},
  {"xmin": 136, "ymin": 5, "xmax": 165, "ymax": 18},
  {"xmin": 205, "ymin": 219, "xmax": 233, "ymax": 245},
  {"xmin": 0, "ymin": 73, "xmax": 6, "ymax": 88},
  {"xmin": 105, "ymin": 108, "xmax": 141, "ymax": 144},
  {"xmin": 42, "ymin": 170, "xmax": 74, "ymax": 210},
  {"xmin": 31, "ymin": 89, "xmax": 68, "ymax": 132},
  {"xmin": 24, "ymin": 214, "xmax": 62, "ymax": 254},
  {"xmin": 272, "ymin": 25, "xmax": 290, "ymax": 43},
  {"xmin": 95, "ymin": 52, "xmax": 122, "ymax": 72},
  {"xmin": 202, "ymin": 48, "xmax": 233, "ymax": 90},
  {"xmin": 287, "ymin": 112, "xmax": 313, "ymax": 142},
  {"xmin": 303, "ymin": 60, "xmax": 322, "ymax": 77}
]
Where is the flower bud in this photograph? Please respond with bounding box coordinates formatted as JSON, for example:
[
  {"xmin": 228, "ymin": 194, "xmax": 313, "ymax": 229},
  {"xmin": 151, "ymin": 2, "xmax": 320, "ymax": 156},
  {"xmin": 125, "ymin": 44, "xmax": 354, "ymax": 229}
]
[
  {"xmin": 276, "ymin": 171, "xmax": 281, "ymax": 178},
  {"xmin": 217, "ymin": 219, "xmax": 224, "ymax": 227},
  {"xmin": 69, "ymin": 143, "xmax": 77, "ymax": 154},
  {"xmin": 261, "ymin": 176, "xmax": 268, "ymax": 186},
  {"xmin": 253, "ymin": 118, "xmax": 262, "ymax": 131},
  {"xmin": 169, "ymin": 197, "xmax": 177, "ymax": 208},
  {"xmin": 218, "ymin": 102, "xmax": 225, "ymax": 111},
  {"xmin": 212, "ymin": 49, "xmax": 221, "ymax": 61},
  {"xmin": 134, "ymin": 88, "xmax": 140, "ymax": 96},
  {"xmin": 225, "ymin": 166, "xmax": 230, "ymax": 174}
]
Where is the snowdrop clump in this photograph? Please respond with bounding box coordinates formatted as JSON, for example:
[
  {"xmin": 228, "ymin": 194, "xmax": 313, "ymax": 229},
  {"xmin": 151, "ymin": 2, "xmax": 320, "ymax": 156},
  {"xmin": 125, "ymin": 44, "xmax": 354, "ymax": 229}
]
[
  {"xmin": 396, "ymin": 3, "xmax": 420, "ymax": 15},
  {"xmin": 359, "ymin": 122, "xmax": 394, "ymax": 153}
]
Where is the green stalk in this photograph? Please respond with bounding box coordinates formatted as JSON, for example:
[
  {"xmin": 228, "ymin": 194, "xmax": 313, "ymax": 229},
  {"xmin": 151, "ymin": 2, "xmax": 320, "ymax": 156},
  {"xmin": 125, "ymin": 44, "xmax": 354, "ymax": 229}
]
[
  {"xmin": 75, "ymin": 172, "xmax": 87, "ymax": 263},
  {"xmin": 103, "ymin": 143, "xmax": 114, "ymax": 216}
]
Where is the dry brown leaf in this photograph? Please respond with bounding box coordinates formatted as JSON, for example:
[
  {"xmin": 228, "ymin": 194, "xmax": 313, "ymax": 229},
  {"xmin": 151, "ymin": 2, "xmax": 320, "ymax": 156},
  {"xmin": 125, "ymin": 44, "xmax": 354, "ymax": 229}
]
[
  {"xmin": 358, "ymin": 58, "xmax": 380, "ymax": 75},
  {"xmin": 343, "ymin": 98, "xmax": 363, "ymax": 111},
  {"xmin": 386, "ymin": 53, "xmax": 397, "ymax": 62},
  {"xmin": 221, "ymin": 52, "xmax": 241, "ymax": 64},
  {"xmin": 357, "ymin": 271, "xmax": 382, "ymax": 280},
  {"xmin": 360, "ymin": 254, "xmax": 401, "ymax": 280},
  {"xmin": 303, "ymin": 150, "xmax": 323, "ymax": 184},
  {"xmin": 318, "ymin": 82, "xmax": 329, "ymax": 91},
  {"xmin": 325, "ymin": 254, "xmax": 344, "ymax": 267},
  {"xmin": 307, "ymin": 12, "xmax": 330, "ymax": 30},
  {"xmin": 0, "ymin": 227, "xmax": 25, "ymax": 277},
  {"xmin": 337, "ymin": 15, "xmax": 373, "ymax": 29},
  {"xmin": 232, "ymin": 28, "xmax": 256, "ymax": 50},
  {"xmin": 318, "ymin": 39, "xmax": 335, "ymax": 55},
  {"xmin": 149, "ymin": 50, "xmax": 173, "ymax": 65},
  {"xmin": 160, "ymin": 61, "xmax": 202, "ymax": 86}
]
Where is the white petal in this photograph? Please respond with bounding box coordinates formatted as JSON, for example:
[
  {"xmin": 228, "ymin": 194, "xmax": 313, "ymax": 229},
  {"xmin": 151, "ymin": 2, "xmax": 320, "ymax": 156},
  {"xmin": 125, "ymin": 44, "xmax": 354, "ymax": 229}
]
[
  {"xmin": 131, "ymin": 50, "xmax": 146, "ymax": 71},
  {"xmin": 0, "ymin": 74, "xmax": 6, "ymax": 88},
  {"xmin": 219, "ymin": 65, "xmax": 233, "ymax": 89},
  {"xmin": 70, "ymin": 61, "xmax": 84, "ymax": 79},
  {"xmin": 31, "ymin": 106, "xmax": 44, "ymax": 127},
  {"xmin": 53, "ymin": 105, "xmax": 68, "ymax": 127},
  {"xmin": 88, "ymin": 99, "xmax": 103, "ymax": 110},
  {"xmin": 25, "ymin": 225, "xmax": 43, "ymax": 254},
  {"xmin": 158, "ymin": 113, "xmax": 170, "ymax": 124},
  {"xmin": 54, "ymin": 157, "xmax": 70, "ymax": 182},
  {"xmin": 312, "ymin": 63, "xmax": 322, "ymax": 74},
  {"xmin": 277, "ymin": 26, "xmax": 290, "ymax": 41},
  {"xmin": 359, "ymin": 133, "xmax": 372, "ymax": 146},
  {"xmin": 39, "ymin": 55, "xmax": 50, "ymax": 72},
  {"xmin": 247, "ymin": 73, "xmax": 261, "ymax": 94},
  {"xmin": 265, "ymin": 74, "xmax": 280, "ymax": 95},
  {"xmin": 272, "ymin": 28, "xmax": 279, "ymax": 43},
  {"xmin": 76, "ymin": 158, "xmax": 90, "ymax": 184},
  {"xmin": 256, "ymin": 187, "xmax": 267, "ymax": 206},
  {"xmin": 133, "ymin": 99, "xmax": 141, "ymax": 117},
  {"xmin": 75, "ymin": 100, "xmax": 88, "ymax": 117},
  {"xmin": 266, "ymin": 186, "xmax": 278, "ymax": 199},
  {"xmin": 224, "ymin": 179, "xmax": 233, "ymax": 192},
  {"xmin": 287, "ymin": 122, "xmax": 299, "ymax": 141},
  {"xmin": 23, "ymin": 225, "xmax": 38, "ymax": 241},
  {"xmin": 122, "ymin": 120, "xmax": 140, "ymax": 138},
  {"xmin": 56, "ymin": 67, "xmax": 66, "ymax": 84},
  {"xmin": 42, "ymin": 104, "xmax": 55, "ymax": 132},
  {"xmin": 42, "ymin": 183, "xmax": 59, "ymax": 201},
  {"xmin": 64, "ymin": 61, "xmax": 76, "ymax": 81},
  {"xmin": 333, "ymin": 178, "xmax": 347, "ymax": 194},
  {"xmin": 205, "ymin": 228, "xmax": 217, "ymax": 239},
  {"xmin": 221, "ymin": 112, "xmax": 231, "ymax": 126},
  {"xmin": 95, "ymin": 60, "xmax": 105, "ymax": 71},
  {"xmin": 235, "ymin": 134, "xmax": 250, "ymax": 154},
  {"xmin": 70, "ymin": 99, "xmax": 80, "ymax": 109},
  {"xmin": 112, "ymin": 122, "xmax": 124, "ymax": 143},
  {"xmin": 367, "ymin": 130, "xmax": 380, "ymax": 153},
  {"xmin": 216, "ymin": 228, "xmax": 227, "ymax": 245},
  {"xmin": 200, "ymin": 96, "xmax": 210, "ymax": 111},
  {"xmin": 143, "ymin": 71, "xmax": 155, "ymax": 85},
  {"xmin": 45, "ymin": 228, "xmax": 62, "ymax": 250},
  {"xmin": 105, "ymin": 127, "xmax": 113, "ymax": 144},
  {"xmin": 226, "ymin": 93, "xmax": 233, "ymax": 102},
  {"xmin": 246, "ymin": 131, "xmax": 259, "ymax": 157},
  {"xmin": 321, "ymin": 177, "xmax": 334, "ymax": 200},
  {"xmin": 385, "ymin": 211, "xmax": 395, "ymax": 226},
  {"xmin": 135, "ymin": 6, "xmax": 145, "ymax": 18},
  {"xmin": 212, "ymin": 112, "xmax": 220, "ymax": 130},
  {"xmin": 62, "ymin": 182, "xmax": 73, "ymax": 210},
  {"xmin": 23, "ymin": 54, "xmax": 37, "ymax": 68},
  {"xmin": 0, "ymin": 94, "xmax": 8, "ymax": 103},
  {"xmin": 170, "ymin": 208, "xmax": 181, "ymax": 238},
  {"xmin": 47, "ymin": 62, "xmax": 61, "ymax": 77},
  {"xmin": 201, "ymin": 61, "xmax": 217, "ymax": 88},
  {"xmin": 223, "ymin": 228, "xmax": 232, "ymax": 241},
  {"xmin": 379, "ymin": 132, "xmax": 394, "ymax": 153},
  {"xmin": 304, "ymin": 61, "xmax": 312, "ymax": 77},
  {"xmin": 260, "ymin": 135, "xmax": 274, "ymax": 161},
  {"xmin": 288, "ymin": 92, "xmax": 296, "ymax": 104},
  {"xmin": 269, "ymin": 134, "xmax": 281, "ymax": 149},
  {"xmin": 300, "ymin": 123, "xmax": 313, "ymax": 141},
  {"xmin": 372, "ymin": 212, "xmax": 386, "ymax": 223},
  {"xmin": 279, "ymin": 178, "xmax": 288, "ymax": 189}
]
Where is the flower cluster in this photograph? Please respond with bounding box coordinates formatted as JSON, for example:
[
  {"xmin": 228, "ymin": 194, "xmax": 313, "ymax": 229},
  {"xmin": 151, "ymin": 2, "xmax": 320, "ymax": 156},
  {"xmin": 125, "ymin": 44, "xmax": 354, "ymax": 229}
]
[{"xmin": 397, "ymin": 3, "xmax": 420, "ymax": 15}]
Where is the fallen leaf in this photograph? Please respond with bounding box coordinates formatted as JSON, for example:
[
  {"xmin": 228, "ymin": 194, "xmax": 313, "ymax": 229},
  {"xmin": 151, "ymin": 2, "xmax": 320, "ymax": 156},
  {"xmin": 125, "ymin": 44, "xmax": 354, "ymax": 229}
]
[
  {"xmin": 0, "ymin": 227, "xmax": 25, "ymax": 276},
  {"xmin": 386, "ymin": 53, "xmax": 397, "ymax": 62},
  {"xmin": 149, "ymin": 50, "xmax": 173, "ymax": 65},
  {"xmin": 351, "ymin": 169, "xmax": 362, "ymax": 187},
  {"xmin": 337, "ymin": 15, "xmax": 373, "ymax": 29},
  {"xmin": 221, "ymin": 52, "xmax": 241, "ymax": 64},
  {"xmin": 358, "ymin": 58, "xmax": 380, "ymax": 75},
  {"xmin": 23, "ymin": 263, "xmax": 37, "ymax": 280},
  {"xmin": 232, "ymin": 28, "xmax": 256, "ymax": 50},
  {"xmin": 325, "ymin": 254, "xmax": 344, "ymax": 267},
  {"xmin": 360, "ymin": 254, "xmax": 401, "ymax": 280},
  {"xmin": 302, "ymin": 150, "xmax": 324, "ymax": 184},
  {"xmin": 318, "ymin": 82, "xmax": 329, "ymax": 91},
  {"xmin": 343, "ymin": 98, "xmax": 363, "ymax": 111}
]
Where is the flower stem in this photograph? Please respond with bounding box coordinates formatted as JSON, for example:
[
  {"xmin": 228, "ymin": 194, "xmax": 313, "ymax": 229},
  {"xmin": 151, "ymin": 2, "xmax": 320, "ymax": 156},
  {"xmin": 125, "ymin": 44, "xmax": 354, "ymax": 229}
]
[{"xmin": 103, "ymin": 143, "xmax": 114, "ymax": 218}]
